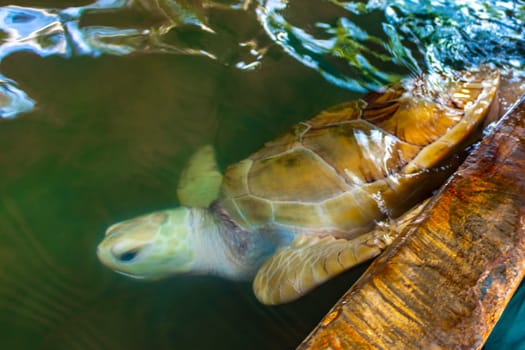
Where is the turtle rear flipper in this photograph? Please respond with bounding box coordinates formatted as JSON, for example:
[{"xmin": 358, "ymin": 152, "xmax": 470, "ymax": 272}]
[{"xmin": 177, "ymin": 144, "xmax": 223, "ymax": 207}]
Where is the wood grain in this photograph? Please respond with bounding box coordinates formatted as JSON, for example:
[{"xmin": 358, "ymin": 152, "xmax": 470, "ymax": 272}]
[{"xmin": 299, "ymin": 93, "xmax": 525, "ymax": 349}]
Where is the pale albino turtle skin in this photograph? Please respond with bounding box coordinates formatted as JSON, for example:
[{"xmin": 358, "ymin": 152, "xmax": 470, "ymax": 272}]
[{"xmin": 97, "ymin": 68, "xmax": 500, "ymax": 305}]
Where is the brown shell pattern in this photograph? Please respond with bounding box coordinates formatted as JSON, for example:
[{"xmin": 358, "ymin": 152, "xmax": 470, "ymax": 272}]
[{"xmin": 219, "ymin": 70, "xmax": 500, "ymax": 238}]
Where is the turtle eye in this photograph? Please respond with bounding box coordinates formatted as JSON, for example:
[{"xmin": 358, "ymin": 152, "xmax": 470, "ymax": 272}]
[{"xmin": 114, "ymin": 248, "xmax": 140, "ymax": 262}]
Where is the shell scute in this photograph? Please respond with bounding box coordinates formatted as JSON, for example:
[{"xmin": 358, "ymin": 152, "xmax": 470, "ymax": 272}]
[
  {"xmin": 320, "ymin": 189, "xmax": 381, "ymax": 236},
  {"xmin": 369, "ymin": 99, "xmax": 463, "ymax": 146},
  {"xmin": 247, "ymin": 147, "xmax": 348, "ymax": 202},
  {"xmin": 221, "ymin": 158, "xmax": 252, "ymax": 198},
  {"xmin": 250, "ymin": 132, "xmax": 297, "ymax": 161},
  {"xmin": 303, "ymin": 121, "xmax": 422, "ymax": 185},
  {"xmin": 273, "ymin": 201, "xmax": 328, "ymax": 229},
  {"xmin": 307, "ymin": 100, "xmax": 365, "ymax": 128},
  {"xmin": 232, "ymin": 196, "xmax": 274, "ymax": 227},
  {"xmin": 219, "ymin": 69, "xmax": 500, "ymax": 236}
]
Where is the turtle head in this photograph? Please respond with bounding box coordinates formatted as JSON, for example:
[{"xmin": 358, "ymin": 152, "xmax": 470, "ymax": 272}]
[{"xmin": 97, "ymin": 207, "xmax": 206, "ymax": 280}]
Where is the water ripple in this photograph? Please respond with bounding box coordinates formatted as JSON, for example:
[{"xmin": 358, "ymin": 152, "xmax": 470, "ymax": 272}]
[
  {"xmin": 0, "ymin": 1, "xmax": 249, "ymax": 118},
  {"xmin": 0, "ymin": 0, "xmax": 523, "ymax": 117},
  {"xmin": 257, "ymin": 0, "xmax": 525, "ymax": 90}
]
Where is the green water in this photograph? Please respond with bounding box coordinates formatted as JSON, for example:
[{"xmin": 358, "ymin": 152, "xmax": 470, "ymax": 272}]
[
  {"xmin": 0, "ymin": 1, "xmax": 524, "ymax": 349},
  {"xmin": 0, "ymin": 28, "xmax": 361, "ymax": 350}
]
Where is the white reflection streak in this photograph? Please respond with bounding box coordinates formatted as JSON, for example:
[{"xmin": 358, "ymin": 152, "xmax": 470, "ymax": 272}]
[
  {"xmin": 0, "ymin": 0, "xmax": 523, "ymax": 118},
  {"xmin": 0, "ymin": 75, "xmax": 34, "ymax": 118},
  {"xmin": 0, "ymin": 6, "xmax": 68, "ymax": 117},
  {"xmin": 0, "ymin": 1, "xmax": 217, "ymax": 118},
  {"xmin": 256, "ymin": 0, "xmax": 398, "ymax": 91},
  {"xmin": 0, "ymin": 6, "xmax": 57, "ymax": 39}
]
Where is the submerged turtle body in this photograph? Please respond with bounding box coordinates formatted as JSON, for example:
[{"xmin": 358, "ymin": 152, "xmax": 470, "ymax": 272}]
[
  {"xmin": 97, "ymin": 68, "xmax": 500, "ymax": 305},
  {"xmin": 220, "ymin": 69, "xmax": 499, "ymax": 238}
]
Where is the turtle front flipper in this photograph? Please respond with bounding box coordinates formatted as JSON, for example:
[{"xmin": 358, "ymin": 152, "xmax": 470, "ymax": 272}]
[
  {"xmin": 252, "ymin": 231, "xmax": 393, "ymax": 305},
  {"xmin": 177, "ymin": 144, "xmax": 223, "ymax": 207},
  {"xmin": 253, "ymin": 199, "xmax": 430, "ymax": 305}
]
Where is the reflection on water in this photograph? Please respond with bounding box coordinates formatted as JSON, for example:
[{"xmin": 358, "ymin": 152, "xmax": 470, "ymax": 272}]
[
  {"xmin": 259, "ymin": 0, "xmax": 525, "ymax": 90},
  {"xmin": 0, "ymin": 0, "xmax": 524, "ymax": 349},
  {"xmin": 0, "ymin": 0, "xmax": 256, "ymax": 118},
  {"xmin": 0, "ymin": 0, "xmax": 524, "ymax": 117}
]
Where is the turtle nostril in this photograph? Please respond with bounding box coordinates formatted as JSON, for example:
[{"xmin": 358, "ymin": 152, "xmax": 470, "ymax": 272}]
[{"xmin": 113, "ymin": 249, "xmax": 140, "ymax": 262}]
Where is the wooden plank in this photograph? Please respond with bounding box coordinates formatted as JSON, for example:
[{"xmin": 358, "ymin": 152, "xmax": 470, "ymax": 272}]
[{"xmin": 299, "ymin": 93, "xmax": 525, "ymax": 350}]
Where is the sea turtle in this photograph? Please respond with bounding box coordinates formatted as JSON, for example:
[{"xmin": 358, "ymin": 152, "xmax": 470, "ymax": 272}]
[{"xmin": 97, "ymin": 68, "xmax": 500, "ymax": 305}]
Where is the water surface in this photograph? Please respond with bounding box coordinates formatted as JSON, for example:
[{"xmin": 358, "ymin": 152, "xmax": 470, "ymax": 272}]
[{"xmin": 0, "ymin": 1, "xmax": 524, "ymax": 349}]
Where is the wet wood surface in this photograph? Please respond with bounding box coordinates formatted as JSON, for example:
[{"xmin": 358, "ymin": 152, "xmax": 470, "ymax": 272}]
[{"xmin": 299, "ymin": 93, "xmax": 525, "ymax": 349}]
